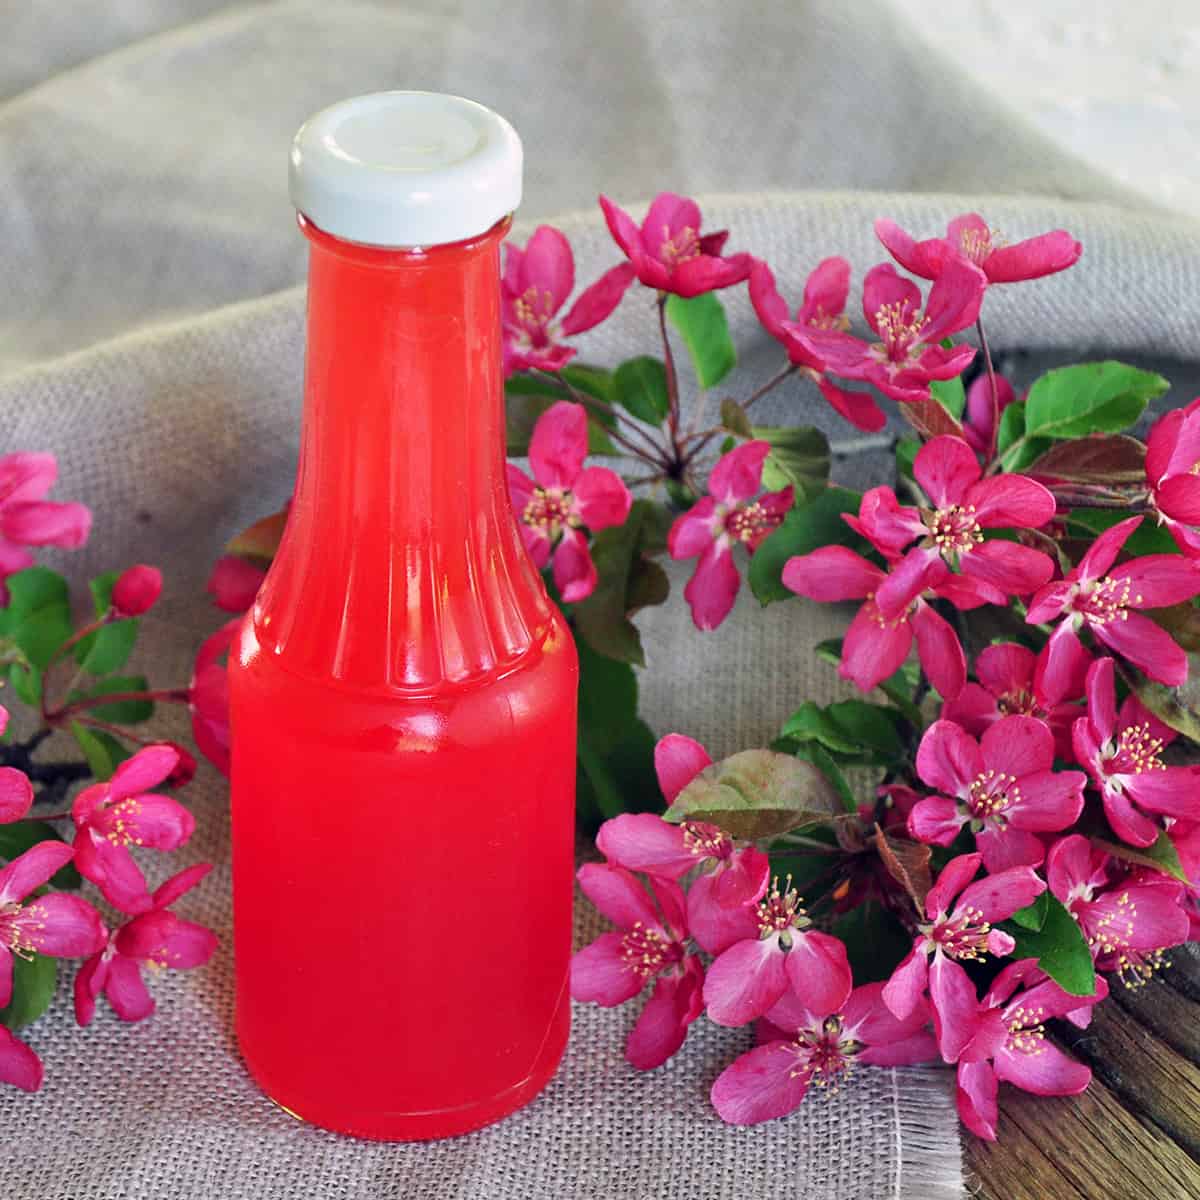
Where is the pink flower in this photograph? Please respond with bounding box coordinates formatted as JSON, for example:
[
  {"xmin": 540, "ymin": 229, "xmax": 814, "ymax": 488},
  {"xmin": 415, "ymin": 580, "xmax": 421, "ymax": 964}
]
[
  {"xmin": 710, "ymin": 982, "xmax": 937, "ymax": 1125},
  {"xmin": 0, "ymin": 841, "xmax": 106, "ymax": 1009},
  {"xmin": 570, "ymin": 863, "xmax": 704, "ymax": 1069},
  {"xmin": 1047, "ymin": 835, "xmax": 1190, "ymax": 985},
  {"xmin": 962, "ymin": 373, "xmax": 1017, "ymax": 456},
  {"xmin": 854, "ymin": 438, "xmax": 1056, "ymax": 611},
  {"xmin": 910, "ymin": 717, "xmax": 1086, "ymax": 871},
  {"xmin": 597, "ymin": 192, "xmax": 753, "ymax": 298},
  {"xmin": 749, "ymin": 258, "xmax": 886, "ymax": 432},
  {"xmin": 956, "ymin": 959, "xmax": 1096, "ymax": 1141},
  {"xmin": 1071, "ymin": 657, "xmax": 1200, "ymax": 847},
  {"xmin": 0, "ymin": 1026, "xmax": 42, "ymax": 1092},
  {"xmin": 781, "ymin": 545, "xmax": 972, "ymax": 699},
  {"xmin": 786, "ymin": 261, "xmax": 985, "ymax": 402},
  {"xmin": 75, "ymin": 863, "xmax": 217, "ymax": 1025},
  {"xmin": 206, "ymin": 555, "xmax": 266, "ymax": 613},
  {"xmin": 941, "ymin": 642, "xmax": 1084, "ymax": 761},
  {"xmin": 702, "ymin": 877, "xmax": 852, "ymax": 1026},
  {"xmin": 501, "ymin": 225, "xmax": 628, "ymax": 376},
  {"xmin": 596, "ymin": 734, "xmax": 770, "ymax": 954},
  {"xmin": 875, "ymin": 212, "xmax": 1081, "ymax": 285},
  {"xmin": 111, "ymin": 564, "xmax": 162, "ymax": 617},
  {"xmin": 190, "ymin": 619, "xmax": 238, "ymax": 777},
  {"xmin": 71, "ymin": 745, "xmax": 196, "ymax": 913},
  {"xmin": 669, "ymin": 441, "xmax": 792, "ymax": 631},
  {"xmin": 882, "ymin": 851, "xmax": 1045, "ymax": 1061},
  {"xmin": 507, "ymin": 400, "xmax": 631, "ymax": 603},
  {"xmin": 1026, "ymin": 516, "xmax": 1200, "ymax": 699},
  {"xmin": 0, "ymin": 452, "xmax": 91, "ymax": 604},
  {"xmin": 1146, "ymin": 397, "xmax": 1200, "ymax": 556}
]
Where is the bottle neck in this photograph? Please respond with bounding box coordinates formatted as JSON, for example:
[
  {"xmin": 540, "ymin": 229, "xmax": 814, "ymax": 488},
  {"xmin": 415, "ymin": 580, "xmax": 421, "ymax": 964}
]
[{"xmin": 256, "ymin": 216, "xmax": 552, "ymax": 690}]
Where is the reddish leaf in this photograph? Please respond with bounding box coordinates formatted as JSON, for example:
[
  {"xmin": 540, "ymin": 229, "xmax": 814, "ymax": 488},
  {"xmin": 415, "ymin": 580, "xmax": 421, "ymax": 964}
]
[
  {"xmin": 874, "ymin": 823, "xmax": 932, "ymax": 912},
  {"xmin": 898, "ymin": 398, "xmax": 965, "ymax": 441},
  {"xmin": 226, "ymin": 506, "xmax": 289, "ymax": 563},
  {"xmin": 1027, "ymin": 434, "xmax": 1147, "ymax": 485}
]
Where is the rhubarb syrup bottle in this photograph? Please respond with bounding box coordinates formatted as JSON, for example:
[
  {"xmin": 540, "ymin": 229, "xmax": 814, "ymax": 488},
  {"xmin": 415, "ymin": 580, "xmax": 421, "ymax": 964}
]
[{"xmin": 228, "ymin": 93, "xmax": 577, "ymax": 1140}]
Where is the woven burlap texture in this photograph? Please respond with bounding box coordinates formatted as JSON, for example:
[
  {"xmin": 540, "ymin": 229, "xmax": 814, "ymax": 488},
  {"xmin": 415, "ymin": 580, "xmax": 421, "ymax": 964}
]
[{"xmin": 4, "ymin": 2, "xmax": 1199, "ymax": 1197}]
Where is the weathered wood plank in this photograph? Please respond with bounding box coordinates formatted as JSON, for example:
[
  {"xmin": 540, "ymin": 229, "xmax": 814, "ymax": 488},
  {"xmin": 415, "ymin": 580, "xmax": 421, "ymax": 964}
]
[
  {"xmin": 1111, "ymin": 971, "xmax": 1200, "ymax": 1061},
  {"xmin": 1057, "ymin": 1000, "xmax": 1200, "ymax": 1157},
  {"xmin": 967, "ymin": 1075, "xmax": 1200, "ymax": 1200}
]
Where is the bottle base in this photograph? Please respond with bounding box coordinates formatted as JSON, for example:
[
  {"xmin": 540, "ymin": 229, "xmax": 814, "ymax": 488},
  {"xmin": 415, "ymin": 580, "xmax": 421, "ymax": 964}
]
[{"xmin": 237, "ymin": 1002, "xmax": 570, "ymax": 1142}]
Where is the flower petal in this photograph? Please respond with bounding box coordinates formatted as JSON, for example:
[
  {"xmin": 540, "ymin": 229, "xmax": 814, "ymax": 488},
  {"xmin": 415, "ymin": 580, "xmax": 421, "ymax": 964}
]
[
  {"xmin": 983, "ymin": 231, "xmax": 1082, "ymax": 283},
  {"xmin": 529, "ymin": 400, "xmax": 587, "ymax": 490},
  {"xmin": 963, "ymin": 541, "xmax": 1055, "ymax": 596},
  {"xmin": 0, "ymin": 1026, "xmax": 42, "ymax": 1092},
  {"xmin": 978, "ymin": 827, "xmax": 1047, "ymax": 872},
  {"xmin": 103, "ymin": 954, "xmax": 155, "ymax": 1022},
  {"xmin": 0, "ymin": 767, "xmax": 33, "ymax": 823},
  {"xmin": 783, "ymin": 930, "xmax": 852, "ymax": 1016},
  {"xmin": 1110, "ymin": 554, "xmax": 1200, "ymax": 609},
  {"xmin": 108, "ymin": 744, "xmax": 180, "ymax": 803},
  {"xmin": 668, "ymin": 497, "xmax": 719, "ymax": 561},
  {"xmin": 925, "ymin": 852, "xmax": 984, "ymax": 919},
  {"xmin": 552, "ymin": 527, "xmax": 598, "ymax": 603},
  {"xmin": 686, "ymin": 872, "xmax": 760, "ymax": 956},
  {"xmin": 626, "ymin": 957, "xmax": 704, "ymax": 1070},
  {"xmin": 571, "ymin": 467, "xmax": 631, "ymax": 532},
  {"xmin": 704, "ymin": 937, "xmax": 788, "ymax": 1026},
  {"xmin": 817, "ymin": 377, "xmax": 887, "ymax": 432},
  {"xmin": 913, "ymin": 603, "xmax": 967, "ymax": 699},
  {"xmin": 982, "ymin": 715, "xmax": 1054, "ymax": 779},
  {"xmin": 597, "ymin": 195, "xmax": 644, "ymax": 265},
  {"xmin": 862, "ymin": 264, "xmax": 921, "ymax": 334},
  {"xmin": 840, "ymin": 601, "xmax": 913, "ymax": 691},
  {"xmin": 957, "ymin": 867, "xmax": 1046, "ymax": 924},
  {"xmin": 929, "ymin": 954, "xmax": 983, "ymax": 1062},
  {"xmin": 1, "ymin": 500, "xmax": 92, "ymax": 549},
  {"xmin": 561, "ymin": 262, "xmax": 637, "ymax": 335},
  {"xmin": 16, "ymin": 893, "xmax": 105, "ymax": 957},
  {"xmin": 957, "ymin": 1060, "xmax": 999, "ymax": 1140},
  {"xmin": 708, "ymin": 441, "xmax": 770, "ymax": 504},
  {"xmin": 0, "ymin": 840, "xmax": 75, "ymax": 905},
  {"xmin": 1091, "ymin": 609, "xmax": 1188, "ymax": 687},
  {"xmin": 1034, "ymin": 624, "xmax": 1092, "ymax": 707},
  {"xmin": 908, "ymin": 796, "xmax": 966, "ymax": 846},
  {"xmin": 748, "ymin": 259, "xmax": 789, "ymax": 338},
  {"xmin": 874, "ymin": 218, "xmax": 947, "ymax": 279},
  {"xmin": 1122, "ymin": 766, "xmax": 1200, "ymax": 821},
  {"xmin": 800, "ymin": 256, "xmax": 851, "ymax": 323},
  {"xmin": 917, "ymin": 720, "xmax": 983, "ymax": 797},
  {"xmin": 72, "ymin": 832, "xmax": 153, "ymax": 915},
  {"xmin": 595, "ymin": 813, "xmax": 692, "ymax": 878},
  {"xmin": 1102, "ymin": 785, "xmax": 1161, "ymax": 848},
  {"xmin": 655, "ymin": 733, "xmax": 712, "ymax": 804},
  {"xmin": 683, "ymin": 542, "xmax": 741, "ymax": 632},
  {"xmin": 1078, "ymin": 516, "xmax": 1142, "ymax": 582},
  {"xmin": 570, "ymin": 931, "xmax": 645, "ymax": 1006},
  {"xmin": 922, "ymin": 259, "xmax": 987, "ymax": 342},
  {"xmin": 875, "ymin": 548, "xmax": 943, "ymax": 620},
  {"xmin": 995, "ymin": 1040, "xmax": 1090, "ymax": 1096},
  {"xmin": 782, "ymin": 546, "xmax": 883, "ymax": 602},
  {"xmin": 1156, "ymin": 475, "xmax": 1200, "ymax": 527},
  {"xmin": 206, "ymin": 555, "xmax": 266, "ymax": 614},
  {"xmin": 881, "ymin": 942, "xmax": 930, "ymax": 1020},
  {"xmin": 1007, "ymin": 770, "xmax": 1085, "ymax": 831},
  {"xmin": 116, "ymin": 910, "xmax": 218, "ymax": 970},
  {"xmin": 91, "ymin": 793, "xmax": 194, "ymax": 852},
  {"xmin": 520, "ymin": 226, "xmax": 574, "ymax": 309},
  {"xmin": 711, "ymin": 1040, "xmax": 810, "ymax": 1125},
  {"xmin": 576, "ymin": 862, "xmax": 659, "ymax": 930},
  {"xmin": 914, "ymin": 436, "xmax": 981, "ymax": 509}
]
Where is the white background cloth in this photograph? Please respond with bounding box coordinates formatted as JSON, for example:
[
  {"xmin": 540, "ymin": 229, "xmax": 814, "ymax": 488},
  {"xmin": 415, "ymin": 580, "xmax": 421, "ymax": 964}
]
[{"xmin": 1, "ymin": 3, "xmax": 1196, "ymax": 1198}]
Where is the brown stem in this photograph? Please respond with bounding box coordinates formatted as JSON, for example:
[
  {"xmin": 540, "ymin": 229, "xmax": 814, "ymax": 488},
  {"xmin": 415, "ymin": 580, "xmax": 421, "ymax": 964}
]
[
  {"xmin": 51, "ymin": 687, "xmax": 191, "ymax": 723},
  {"xmin": 683, "ymin": 360, "xmax": 799, "ymax": 468},
  {"xmin": 977, "ymin": 317, "xmax": 1000, "ymax": 462}
]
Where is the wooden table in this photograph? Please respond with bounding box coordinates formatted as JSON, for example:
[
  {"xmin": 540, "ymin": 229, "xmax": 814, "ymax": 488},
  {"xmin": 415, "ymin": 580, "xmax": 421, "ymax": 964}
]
[{"xmin": 967, "ymin": 944, "xmax": 1200, "ymax": 1199}]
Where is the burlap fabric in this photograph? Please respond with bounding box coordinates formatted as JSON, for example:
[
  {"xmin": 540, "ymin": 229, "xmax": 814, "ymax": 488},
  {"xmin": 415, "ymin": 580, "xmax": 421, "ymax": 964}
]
[{"xmin": 2, "ymin": 3, "xmax": 1198, "ymax": 1197}]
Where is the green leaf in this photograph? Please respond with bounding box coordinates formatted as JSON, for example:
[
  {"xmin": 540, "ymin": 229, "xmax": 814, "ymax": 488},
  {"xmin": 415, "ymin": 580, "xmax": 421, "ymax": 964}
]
[
  {"xmin": 790, "ymin": 743, "xmax": 856, "ymax": 812},
  {"xmin": 930, "ymin": 374, "xmax": 966, "ymax": 420},
  {"xmin": 826, "ymin": 700, "xmax": 905, "ymax": 758},
  {"xmin": 748, "ymin": 487, "xmax": 865, "ymax": 605},
  {"xmin": 996, "ymin": 400, "xmax": 1025, "ymax": 455},
  {"xmin": 67, "ymin": 675, "xmax": 153, "ymax": 724},
  {"xmin": 1011, "ymin": 891, "xmax": 1049, "ymax": 932},
  {"xmin": 0, "ymin": 820, "xmax": 81, "ymax": 889},
  {"xmin": 780, "ymin": 702, "xmax": 861, "ymax": 755},
  {"xmin": 1063, "ymin": 509, "xmax": 1177, "ymax": 558},
  {"xmin": 504, "ymin": 384, "xmax": 618, "ymax": 456},
  {"xmin": 73, "ymin": 572, "xmax": 138, "ymax": 675},
  {"xmin": 720, "ymin": 397, "xmax": 752, "ymax": 438},
  {"xmin": 1023, "ymin": 361, "xmax": 1168, "ymax": 441},
  {"xmin": 665, "ymin": 292, "xmax": 736, "ymax": 389},
  {"xmin": 8, "ymin": 662, "xmax": 41, "ymax": 707},
  {"xmin": 0, "ymin": 567, "xmax": 72, "ymax": 670},
  {"xmin": 69, "ymin": 720, "xmax": 130, "ymax": 782},
  {"xmin": 896, "ymin": 437, "xmax": 920, "ymax": 483},
  {"xmin": 814, "ymin": 639, "xmax": 923, "ymax": 725},
  {"xmin": 577, "ymin": 714, "xmax": 660, "ymax": 830},
  {"xmin": 561, "ymin": 363, "xmax": 617, "ymax": 404},
  {"xmin": 575, "ymin": 637, "xmax": 638, "ymax": 756},
  {"xmin": 1094, "ymin": 831, "xmax": 1189, "ymax": 883},
  {"xmin": 664, "ymin": 749, "xmax": 841, "ymax": 840},
  {"xmin": 1008, "ymin": 893, "xmax": 1096, "ymax": 997},
  {"xmin": 614, "ymin": 356, "xmax": 670, "ymax": 424},
  {"xmin": 750, "ymin": 426, "xmax": 830, "ymax": 502},
  {"xmin": 0, "ymin": 952, "xmax": 57, "ymax": 1030},
  {"xmin": 832, "ymin": 902, "xmax": 913, "ymax": 984},
  {"xmin": 572, "ymin": 500, "xmax": 671, "ymax": 666}
]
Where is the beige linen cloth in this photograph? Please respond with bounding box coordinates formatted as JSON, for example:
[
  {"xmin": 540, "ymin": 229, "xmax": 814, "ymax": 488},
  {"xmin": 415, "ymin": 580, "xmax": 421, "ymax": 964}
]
[{"xmin": 3, "ymin": 3, "xmax": 1200, "ymax": 1198}]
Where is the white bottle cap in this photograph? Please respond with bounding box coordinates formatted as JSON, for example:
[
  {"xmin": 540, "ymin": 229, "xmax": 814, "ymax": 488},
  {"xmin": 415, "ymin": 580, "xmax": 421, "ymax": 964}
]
[{"xmin": 289, "ymin": 91, "xmax": 522, "ymax": 248}]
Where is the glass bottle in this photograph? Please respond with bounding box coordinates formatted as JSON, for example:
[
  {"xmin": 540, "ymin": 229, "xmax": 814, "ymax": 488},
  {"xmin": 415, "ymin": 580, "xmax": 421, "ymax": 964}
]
[{"xmin": 228, "ymin": 92, "xmax": 577, "ymax": 1140}]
